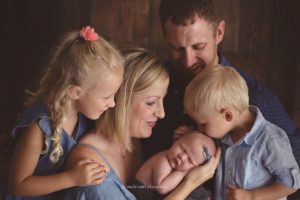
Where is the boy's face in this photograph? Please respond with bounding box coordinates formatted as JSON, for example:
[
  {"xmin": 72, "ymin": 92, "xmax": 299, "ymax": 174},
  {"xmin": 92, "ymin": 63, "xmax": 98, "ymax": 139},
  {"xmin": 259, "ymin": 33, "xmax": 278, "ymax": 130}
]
[
  {"xmin": 188, "ymin": 110, "xmax": 233, "ymax": 139},
  {"xmin": 167, "ymin": 135, "xmax": 206, "ymax": 171}
]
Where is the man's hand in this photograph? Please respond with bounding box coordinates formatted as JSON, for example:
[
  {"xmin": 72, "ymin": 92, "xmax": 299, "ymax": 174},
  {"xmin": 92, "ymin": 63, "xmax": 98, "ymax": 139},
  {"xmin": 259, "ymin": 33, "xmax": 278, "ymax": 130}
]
[{"xmin": 173, "ymin": 125, "xmax": 195, "ymax": 141}]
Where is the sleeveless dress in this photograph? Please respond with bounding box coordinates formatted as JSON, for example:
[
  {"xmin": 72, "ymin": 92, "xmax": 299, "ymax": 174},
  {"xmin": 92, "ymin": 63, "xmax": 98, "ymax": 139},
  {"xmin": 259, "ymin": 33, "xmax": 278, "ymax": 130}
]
[
  {"xmin": 61, "ymin": 143, "xmax": 137, "ymax": 200},
  {"xmin": 2, "ymin": 100, "xmax": 90, "ymax": 200}
]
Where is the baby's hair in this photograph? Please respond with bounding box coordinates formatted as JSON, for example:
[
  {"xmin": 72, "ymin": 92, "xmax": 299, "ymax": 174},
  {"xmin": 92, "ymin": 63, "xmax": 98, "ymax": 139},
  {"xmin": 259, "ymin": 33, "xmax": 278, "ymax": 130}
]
[
  {"xmin": 184, "ymin": 65, "xmax": 249, "ymax": 116},
  {"xmin": 179, "ymin": 132, "xmax": 216, "ymax": 165},
  {"xmin": 97, "ymin": 47, "xmax": 169, "ymax": 152},
  {"xmin": 28, "ymin": 27, "xmax": 123, "ymax": 163}
]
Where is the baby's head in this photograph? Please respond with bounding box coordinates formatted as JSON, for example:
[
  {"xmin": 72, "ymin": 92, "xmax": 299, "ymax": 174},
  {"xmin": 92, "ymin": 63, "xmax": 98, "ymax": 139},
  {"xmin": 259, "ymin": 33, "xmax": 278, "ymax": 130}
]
[{"xmin": 167, "ymin": 132, "xmax": 216, "ymax": 171}]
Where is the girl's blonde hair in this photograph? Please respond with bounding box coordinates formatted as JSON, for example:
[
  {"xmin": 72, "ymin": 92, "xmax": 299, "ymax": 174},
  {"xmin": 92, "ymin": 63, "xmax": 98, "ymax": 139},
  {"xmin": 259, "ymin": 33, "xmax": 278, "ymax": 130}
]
[
  {"xmin": 29, "ymin": 28, "xmax": 124, "ymax": 163},
  {"xmin": 97, "ymin": 47, "xmax": 169, "ymax": 152},
  {"xmin": 184, "ymin": 65, "xmax": 249, "ymax": 116}
]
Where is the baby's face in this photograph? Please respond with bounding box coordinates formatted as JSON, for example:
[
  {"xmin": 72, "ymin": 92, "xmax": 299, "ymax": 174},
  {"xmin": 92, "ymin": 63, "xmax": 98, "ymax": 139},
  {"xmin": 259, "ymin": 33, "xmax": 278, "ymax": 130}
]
[{"xmin": 167, "ymin": 134, "xmax": 209, "ymax": 171}]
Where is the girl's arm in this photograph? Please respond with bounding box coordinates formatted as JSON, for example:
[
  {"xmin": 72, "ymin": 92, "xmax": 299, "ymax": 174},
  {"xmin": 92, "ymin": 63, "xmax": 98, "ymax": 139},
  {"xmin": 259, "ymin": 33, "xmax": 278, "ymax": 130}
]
[
  {"xmin": 227, "ymin": 183, "xmax": 297, "ymax": 200},
  {"xmin": 8, "ymin": 121, "xmax": 104, "ymax": 196},
  {"xmin": 164, "ymin": 148, "xmax": 221, "ymax": 200}
]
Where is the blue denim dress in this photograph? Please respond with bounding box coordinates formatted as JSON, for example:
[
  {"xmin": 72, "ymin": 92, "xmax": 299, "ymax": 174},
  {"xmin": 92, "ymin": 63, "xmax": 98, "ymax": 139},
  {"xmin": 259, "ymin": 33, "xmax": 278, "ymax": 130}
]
[
  {"xmin": 62, "ymin": 143, "xmax": 137, "ymax": 200},
  {"xmin": 2, "ymin": 100, "xmax": 90, "ymax": 200}
]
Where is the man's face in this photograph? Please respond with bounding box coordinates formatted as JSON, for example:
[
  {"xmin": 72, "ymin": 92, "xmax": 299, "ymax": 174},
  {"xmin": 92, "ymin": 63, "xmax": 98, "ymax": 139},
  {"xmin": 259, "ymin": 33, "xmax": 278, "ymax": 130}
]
[{"xmin": 163, "ymin": 16, "xmax": 224, "ymax": 83}]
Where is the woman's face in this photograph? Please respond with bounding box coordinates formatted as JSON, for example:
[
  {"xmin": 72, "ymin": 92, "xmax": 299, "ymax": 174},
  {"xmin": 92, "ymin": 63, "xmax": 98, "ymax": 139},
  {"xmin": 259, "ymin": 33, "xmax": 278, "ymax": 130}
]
[{"xmin": 128, "ymin": 78, "xmax": 169, "ymax": 138}]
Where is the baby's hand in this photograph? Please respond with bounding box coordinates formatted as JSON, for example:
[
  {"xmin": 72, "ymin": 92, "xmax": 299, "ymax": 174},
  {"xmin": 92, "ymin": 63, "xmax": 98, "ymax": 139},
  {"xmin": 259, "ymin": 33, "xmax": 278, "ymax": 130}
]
[
  {"xmin": 173, "ymin": 125, "xmax": 195, "ymax": 141},
  {"xmin": 69, "ymin": 158, "xmax": 106, "ymax": 186}
]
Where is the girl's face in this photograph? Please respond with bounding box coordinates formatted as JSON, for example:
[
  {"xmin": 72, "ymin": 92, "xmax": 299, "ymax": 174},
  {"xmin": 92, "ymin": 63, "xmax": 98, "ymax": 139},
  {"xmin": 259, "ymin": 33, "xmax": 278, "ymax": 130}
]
[
  {"xmin": 75, "ymin": 69, "xmax": 123, "ymax": 120},
  {"xmin": 128, "ymin": 78, "xmax": 169, "ymax": 138}
]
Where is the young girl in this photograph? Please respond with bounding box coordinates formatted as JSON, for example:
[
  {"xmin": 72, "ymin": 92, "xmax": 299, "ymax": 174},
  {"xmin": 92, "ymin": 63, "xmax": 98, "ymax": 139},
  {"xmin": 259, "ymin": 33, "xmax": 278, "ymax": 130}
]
[{"xmin": 2, "ymin": 26, "xmax": 124, "ymax": 199}]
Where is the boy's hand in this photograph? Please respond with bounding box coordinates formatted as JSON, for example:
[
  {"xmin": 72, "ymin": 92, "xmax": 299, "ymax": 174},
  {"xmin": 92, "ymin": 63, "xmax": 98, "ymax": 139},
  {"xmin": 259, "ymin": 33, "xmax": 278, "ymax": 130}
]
[
  {"xmin": 173, "ymin": 125, "xmax": 195, "ymax": 141},
  {"xmin": 69, "ymin": 158, "xmax": 106, "ymax": 186},
  {"xmin": 227, "ymin": 185, "xmax": 253, "ymax": 200}
]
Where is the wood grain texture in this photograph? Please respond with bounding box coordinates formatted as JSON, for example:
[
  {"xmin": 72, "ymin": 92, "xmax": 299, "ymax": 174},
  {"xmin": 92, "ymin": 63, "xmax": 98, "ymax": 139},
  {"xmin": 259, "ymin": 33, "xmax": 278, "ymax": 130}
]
[{"xmin": 1, "ymin": 0, "xmax": 299, "ymax": 135}]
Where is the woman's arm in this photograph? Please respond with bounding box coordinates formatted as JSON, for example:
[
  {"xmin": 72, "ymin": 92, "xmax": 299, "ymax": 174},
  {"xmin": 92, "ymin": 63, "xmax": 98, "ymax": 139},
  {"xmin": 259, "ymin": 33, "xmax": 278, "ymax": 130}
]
[{"xmin": 164, "ymin": 148, "xmax": 221, "ymax": 200}]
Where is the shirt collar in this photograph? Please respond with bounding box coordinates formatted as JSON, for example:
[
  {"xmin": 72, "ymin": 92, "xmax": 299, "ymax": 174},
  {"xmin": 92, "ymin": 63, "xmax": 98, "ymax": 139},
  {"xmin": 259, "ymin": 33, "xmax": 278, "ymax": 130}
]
[
  {"xmin": 218, "ymin": 52, "xmax": 231, "ymax": 66},
  {"xmin": 221, "ymin": 106, "xmax": 266, "ymax": 146}
]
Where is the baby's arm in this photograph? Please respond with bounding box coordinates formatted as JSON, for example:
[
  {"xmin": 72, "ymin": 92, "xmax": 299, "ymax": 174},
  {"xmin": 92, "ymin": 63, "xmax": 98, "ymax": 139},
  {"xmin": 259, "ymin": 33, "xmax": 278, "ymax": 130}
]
[
  {"xmin": 8, "ymin": 122, "xmax": 105, "ymax": 196},
  {"xmin": 227, "ymin": 183, "xmax": 297, "ymax": 200},
  {"xmin": 152, "ymin": 153, "xmax": 189, "ymax": 195}
]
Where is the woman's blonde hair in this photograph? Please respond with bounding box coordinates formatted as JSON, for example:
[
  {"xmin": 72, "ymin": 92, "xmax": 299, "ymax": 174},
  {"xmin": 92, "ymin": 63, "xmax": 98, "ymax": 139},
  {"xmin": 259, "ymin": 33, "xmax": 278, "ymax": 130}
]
[
  {"xmin": 29, "ymin": 28, "xmax": 123, "ymax": 163},
  {"xmin": 184, "ymin": 65, "xmax": 249, "ymax": 116},
  {"xmin": 97, "ymin": 47, "xmax": 169, "ymax": 152}
]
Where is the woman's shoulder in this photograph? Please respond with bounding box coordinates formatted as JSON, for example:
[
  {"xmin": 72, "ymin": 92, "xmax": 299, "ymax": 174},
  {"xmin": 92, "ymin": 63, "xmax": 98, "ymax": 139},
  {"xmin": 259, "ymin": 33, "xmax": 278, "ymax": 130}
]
[
  {"xmin": 65, "ymin": 133, "xmax": 110, "ymax": 171},
  {"xmin": 79, "ymin": 131, "xmax": 111, "ymax": 150}
]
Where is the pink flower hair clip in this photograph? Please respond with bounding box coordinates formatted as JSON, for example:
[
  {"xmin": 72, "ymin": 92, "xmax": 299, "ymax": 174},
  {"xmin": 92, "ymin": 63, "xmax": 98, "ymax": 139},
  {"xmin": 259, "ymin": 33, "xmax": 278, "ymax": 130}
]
[{"xmin": 80, "ymin": 26, "xmax": 99, "ymax": 41}]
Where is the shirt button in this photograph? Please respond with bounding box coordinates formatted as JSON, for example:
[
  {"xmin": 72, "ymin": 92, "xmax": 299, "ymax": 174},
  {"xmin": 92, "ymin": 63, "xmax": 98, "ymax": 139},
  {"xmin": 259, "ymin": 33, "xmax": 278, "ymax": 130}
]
[
  {"xmin": 174, "ymin": 90, "xmax": 178, "ymax": 95},
  {"xmin": 227, "ymin": 169, "xmax": 232, "ymax": 175},
  {"xmin": 291, "ymin": 168, "xmax": 298, "ymax": 174}
]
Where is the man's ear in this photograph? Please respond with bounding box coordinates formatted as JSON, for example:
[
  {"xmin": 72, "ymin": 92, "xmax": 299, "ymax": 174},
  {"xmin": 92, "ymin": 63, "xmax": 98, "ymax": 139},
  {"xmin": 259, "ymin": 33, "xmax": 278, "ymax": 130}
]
[
  {"xmin": 215, "ymin": 20, "xmax": 225, "ymax": 45},
  {"xmin": 221, "ymin": 108, "xmax": 233, "ymax": 122},
  {"xmin": 69, "ymin": 85, "xmax": 83, "ymax": 100}
]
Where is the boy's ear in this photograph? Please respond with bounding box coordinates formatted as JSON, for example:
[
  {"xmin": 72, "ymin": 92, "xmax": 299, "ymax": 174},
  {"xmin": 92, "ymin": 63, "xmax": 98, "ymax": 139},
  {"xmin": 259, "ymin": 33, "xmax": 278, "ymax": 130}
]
[
  {"xmin": 221, "ymin": 108, "xmax": 233, "ymax": 122},
  {"xmin": 69, "ymin": 85, "xmax": 83, "ymax": 100}
]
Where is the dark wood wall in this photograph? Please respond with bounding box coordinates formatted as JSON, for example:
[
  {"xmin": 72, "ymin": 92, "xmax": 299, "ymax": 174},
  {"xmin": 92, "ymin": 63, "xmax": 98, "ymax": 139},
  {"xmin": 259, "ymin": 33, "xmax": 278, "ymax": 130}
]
[{"xmin": 1, "ymin": 0, "xmax": 299, "ymax": 135}]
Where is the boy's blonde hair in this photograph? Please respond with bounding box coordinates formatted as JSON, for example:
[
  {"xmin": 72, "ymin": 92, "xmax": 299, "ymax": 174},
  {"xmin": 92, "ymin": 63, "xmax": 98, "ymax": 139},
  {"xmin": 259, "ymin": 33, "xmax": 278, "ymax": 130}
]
[
  {"xmin": 184, "ymin": 65, "xmax": 249, "ymax": 116},
  {"xmin": 97, "ymin": 47, "xmax": 169, "ymax": 152},
  {"xmin": 29, "ymin": 28, "xmax": 124, "ymax": 163}
]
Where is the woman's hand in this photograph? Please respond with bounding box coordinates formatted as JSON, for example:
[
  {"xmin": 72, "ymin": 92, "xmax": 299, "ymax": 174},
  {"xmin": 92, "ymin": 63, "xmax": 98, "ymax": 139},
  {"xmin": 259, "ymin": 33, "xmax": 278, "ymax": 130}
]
[
  {"xmin": 185, "ymin": 147, "xmax": 221, "ymax": 187},
  {"xmin": 173, "ymin": 125, "xmax": 195, "ymax": 141}
]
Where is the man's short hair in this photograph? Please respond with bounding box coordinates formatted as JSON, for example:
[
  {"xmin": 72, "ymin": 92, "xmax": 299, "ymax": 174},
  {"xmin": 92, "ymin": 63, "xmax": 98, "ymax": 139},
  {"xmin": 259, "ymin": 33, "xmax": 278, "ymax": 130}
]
[{"xmin": 159, "ymin": 0, "xmax": 220, "ymax": 27}]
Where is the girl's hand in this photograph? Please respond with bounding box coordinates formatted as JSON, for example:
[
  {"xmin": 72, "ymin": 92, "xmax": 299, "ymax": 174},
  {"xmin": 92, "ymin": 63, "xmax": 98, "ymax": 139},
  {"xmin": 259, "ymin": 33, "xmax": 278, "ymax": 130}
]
[
  {"xmin": 184, "ymin": 147, "xmax": 221, "ymax": 187},
  {"xmin": 173, "ymin": 125, "xmax": 194, "ymax": 141},
  {"xmin": 69, "ymin": 158, "xmax": 106, "ymax": 186}
]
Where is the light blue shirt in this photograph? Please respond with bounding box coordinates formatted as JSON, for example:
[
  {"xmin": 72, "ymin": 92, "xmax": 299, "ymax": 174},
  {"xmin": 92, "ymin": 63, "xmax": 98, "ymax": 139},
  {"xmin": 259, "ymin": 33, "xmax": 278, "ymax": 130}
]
[{"xmin": 214, "ymin": 106, "xmax": 300, "ymax": 200}]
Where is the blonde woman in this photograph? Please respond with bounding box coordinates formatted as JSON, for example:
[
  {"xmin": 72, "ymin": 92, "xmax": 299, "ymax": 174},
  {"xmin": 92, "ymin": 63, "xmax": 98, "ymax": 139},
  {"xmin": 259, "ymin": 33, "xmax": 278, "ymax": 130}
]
[
  {"xmin": 62, "ymin": 48, "xmax": 220, "ymax": 200},
  {"xmin": 2, "ymin": 26, "xmax": 124, "ymax": 200}
]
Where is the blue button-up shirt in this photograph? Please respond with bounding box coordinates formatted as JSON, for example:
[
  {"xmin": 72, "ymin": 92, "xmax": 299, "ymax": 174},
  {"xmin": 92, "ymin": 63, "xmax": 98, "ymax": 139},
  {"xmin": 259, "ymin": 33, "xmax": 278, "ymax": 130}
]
[{"xmin": 214, "ymin": 106, "xmax": 300, "ymax": 200}]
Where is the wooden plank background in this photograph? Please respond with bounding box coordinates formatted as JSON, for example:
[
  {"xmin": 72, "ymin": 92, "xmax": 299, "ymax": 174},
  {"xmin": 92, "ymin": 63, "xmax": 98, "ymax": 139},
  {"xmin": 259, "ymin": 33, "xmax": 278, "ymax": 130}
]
[{"xmin": 1, "ymin": 0, "xmax": 299, "ymax": 135}]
